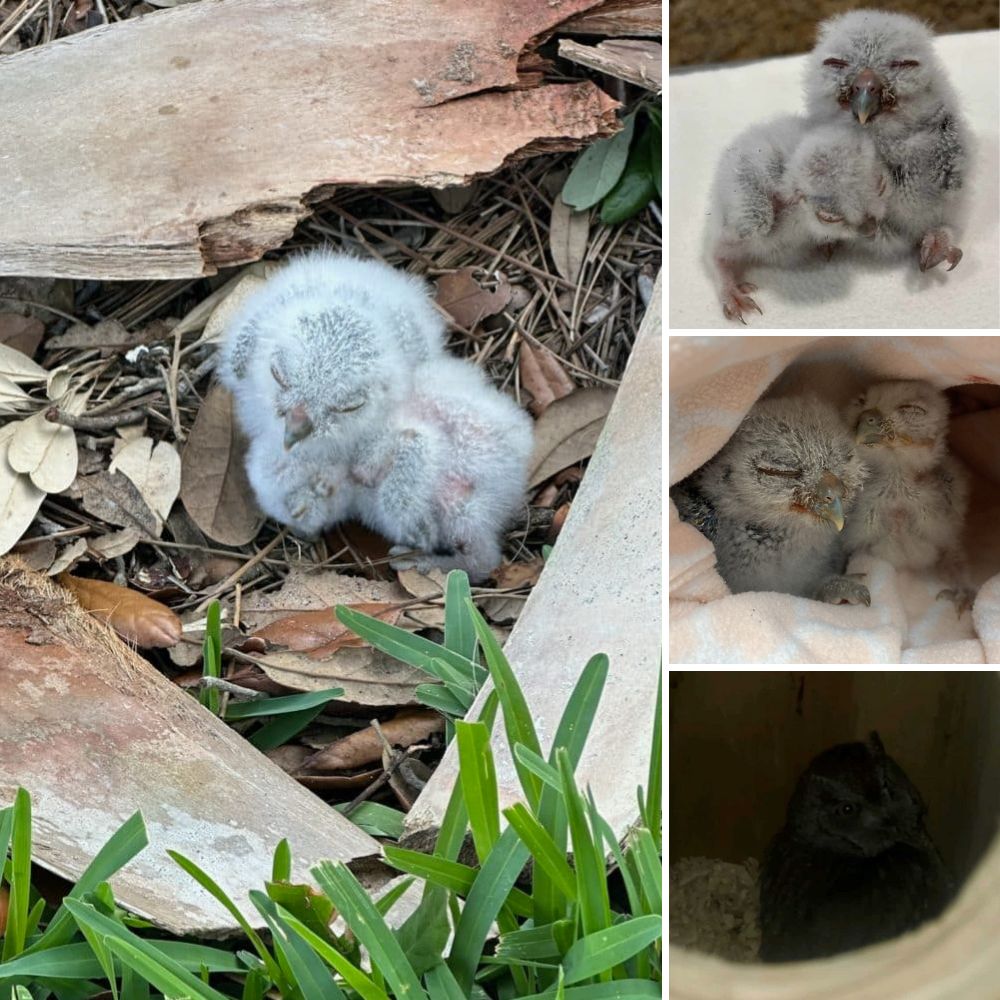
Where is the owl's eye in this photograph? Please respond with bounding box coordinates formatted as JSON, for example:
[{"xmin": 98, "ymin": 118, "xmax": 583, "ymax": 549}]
[
  {"xmin": 888, "ymin": 59, "xmax": 920, "ymax": 69},
  {"xmin": 328, "ymin": 398, "xmax": 366, "ymax": 415},
  {"xmin": 897, "ymin": 404, "xmax": 926, "ymax": 415},
  {"xmin": 839, "ymin": 803, "xmax": 856, "ymax": 816},
  {"xmin": 757, "ymin": 466, "xmax": 802, "ymax": 479},
  {"xmin": 270, "ymin": 362, "xmax": 289, "ymax": 389},
  {"xmin": 823, "ymin": 57, "xmax": 849, "ymax": 68}
]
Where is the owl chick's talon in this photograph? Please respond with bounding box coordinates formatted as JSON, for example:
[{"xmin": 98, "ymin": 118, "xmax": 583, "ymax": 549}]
[
  {"xmin": 936, "ymin": 587, "xmax": 974, "ymax": 619},
  {"xmin": 919, "ymin": 230, "xmax": 963, "ymax": 272},
  {"xmin": 817, "ymin": 575, "xmax": 871, "ymax": 607}
]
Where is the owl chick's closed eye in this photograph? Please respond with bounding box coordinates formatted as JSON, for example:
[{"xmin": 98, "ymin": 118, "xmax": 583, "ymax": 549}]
[
  {"xmin": 759, "ymin": 731, "xmax": 953, "ymax": 962},
  {"xmin": 671, "ymin": 395, "xmax": 870, "ymax": 605},
  {"xmin": 805, "ymin": 10, "xmax": 967, "ymax": 272},
  {"xmin": 841, "ymin": 379, "xmax": 968, "ymax": 572}
]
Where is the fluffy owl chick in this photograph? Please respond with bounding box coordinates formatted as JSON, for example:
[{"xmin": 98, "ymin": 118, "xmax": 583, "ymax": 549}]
[
  {"xmin": 708, "ymin": 117, "xmax": 888, "ymax": 323},
  {"xmin": 760, "ymin": 732, "xmax": 952, "ymax": 962},
  {"xmin": 349, "ymin": 355, "xmax": 534, "ymax": 583},
  {"xmin": 671, "ymin": 396, "xmax": 870, "ymax": 604},
  {"xmin": 841, "ymin": 380, "xmax": 968, "ymax": 571},
  {"xmin": 216, "ymin": 250, "xmax": 447, "ymax": 531},
  {"xmin": 805, "ymin": 10, "xmax": 968, "ymax": 273}
]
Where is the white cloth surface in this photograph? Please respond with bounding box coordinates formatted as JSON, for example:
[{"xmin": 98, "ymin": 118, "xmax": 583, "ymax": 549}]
[{"xmin": 669, "ymin": 31, "xmax": 1000, "ymax": 329}]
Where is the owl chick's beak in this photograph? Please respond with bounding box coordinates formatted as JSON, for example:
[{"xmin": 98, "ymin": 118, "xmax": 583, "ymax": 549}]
[
  {"xmin": 850, "ymin": 68, "xmax": 883, "ymax": 124},
  {"xmin": 811, "ymin": 471, "xmax": 846, "ymax": 531},
  {"xmin": 855, "ymin": 408, "xmax": 890, "ymax": 445},
  {"xmin": 283, "ymin": 405, "xmax": 314, "ymax": 450}
]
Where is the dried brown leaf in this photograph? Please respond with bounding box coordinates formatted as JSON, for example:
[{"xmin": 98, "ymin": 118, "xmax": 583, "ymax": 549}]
[
  {"xmin": 435, "ymin": 267, "xmax": 511, "ymax": 328},
  {"xmin": 528, "ymin": 387, "xmax": 615, "ymax": 489},
  {"xmin": 89, "ymin": 526, "xmax": 143, "ymax": 561},
  {"xmin": 395, "ymin": 566, "xmax": 447, "ymax": 628},
  {"xmin": 0, "ymin": 314, "xmax": 44, "ymax": 357},
  {"xmin": 58, "ymin": 571, "xmax": 182, "ymax": 648},
  {"xmin": 76, "ymin": 470, "xmax": 159, "ymax": 536},
  {"xmin": 46, "ymin": 318, "xmax": 135, "ymax": 353},
  {"xmin": 0, "ymin": 342, "xmax": 47, "ymax": 383},
  {"xmin": 303, "ymin": 708, "xmax": 444, "ymax": 773},
  {"xmin": 0, "ymin": 424, "xmax": 46, "ymax": 556},
  {"xmin": 110, "ymin": 437, "xmax": 181, "ymax": 524},
  {"xmin": 492, "ymin": 558, "xmax": 545, "ymax": 590},
  {"xmin": 199, "ymin": 271, "xmax": 268, "ymax": 347},
  {"xmin": 519, "ymin": 341, "xmax": 575, "ymax": 417},
  {"xmin": 549, "ymin": 194, "xmax": 589, "ymax": 284},
  {"xmin": 7, "ymin": 409, "xmax": 78, "ymax": 494},
  {"xmin": 252, "ymin": 602, "xmax": 404, "ymax": 659},
  {"xmin": 180, "ymin": 384, "xmax": 263, "ymax": 546}
]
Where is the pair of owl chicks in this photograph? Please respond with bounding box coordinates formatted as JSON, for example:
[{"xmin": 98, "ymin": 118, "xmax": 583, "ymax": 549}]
[
  {"xmin": 709, "ymin": 10, "xmax": 967, "ymax": 322},
  {"xmin": 216, "ymin": 252, "xmax": 534, "ymax": 583},
  {"xmin": 671, "ymin": 380, "xmax": 968, "ymax": 609}
]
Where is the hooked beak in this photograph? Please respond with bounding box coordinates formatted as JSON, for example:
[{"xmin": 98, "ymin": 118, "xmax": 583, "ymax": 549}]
[
  {"xmin": 855, "ymin": 408, "xmax": 888, "ymax": 445},
  {"xmin": 283, "ymin": 405, "xmax": 314, "ymax": 450},
  {"xmin": 850, "ymin": 68, "xmax": 883, "ymax": 124},
  {"xmin": 812, "ymin": 471, "xmax": 846, "ymax": 531}
]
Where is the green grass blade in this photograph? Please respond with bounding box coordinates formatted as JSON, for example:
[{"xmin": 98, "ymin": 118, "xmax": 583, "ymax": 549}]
[
  {"xmin": 561, "ymin": 916, "xmax": 662, "ymax": 984},
  {"xmin": 272, "ymin": 838, "xmax": 292, "ymax": 883},
  {"xmin": 443, "ymin": 571, "xmax": 476, "ymax": 661},
  {"xmin": 312, "ymin": 861, "xmax": 424, "ymax": 1000},
  {"xmin": 225, "ymin": 687, "xmax": 344, "ymax": 720},
  {"xmin": 629, "ymin": 829, "xmax": 662, "ymax": 915},
  {"xmin": 503, "ymin": 804, "xmax": 576, "ymax": 902},
  {"xmin": 0, "ymin": 805, "xmax": 13, "ymax": 875},
  {"xmin": 416, "ymin": 683, "xmax": 469, "ymax": 719},
  {"xmin": 557, "ymin": 751, "xmax": 611, "ymax": 937},
  {"xmin": 252, "ymin": 891, "xmax": 346, "ymax": 1000},
  {"xmin": 466, "ymin": 600, "xmax": 542, "ymax": 809},
  {"xmin": 518, "ymin": 980, "xmax": 661, "ymax": 999},
  {"xmin": 28, "ymin": 811, "xmax": 149, "ymax": 954},
  {"xmin": 2, "ymin": 788, "xmax": 32, "ymax": 960},
  {"xmin": 335, "ymin": 801, "xmax": 406, "ymax": 840},
  {"xmin": 643, "ymin": 670, "xmax": 662, "ymax": 845},
  {"xmin": 424, "ymin": 960, "xmax": 466, "ymax": 1000},
  {"xmin": 456, "ymin": 721, "xmax": 500, "ymax": 861},
  {"xmin": 495, "ymin": 921, "xmax": 573, "ymax": 962},
  {"xmin": 249, "ymin": 703, "xmax": 326, "ymax": 751},
  {"xmin": 167, "ymin": 849, "xmax": 282, "ymax": 985},
  {"xmin": 448, "ymin": 826, "xmax": 530, "ymax": 992},
  {"xmin": 201, "ymin": 600, "xmax": 222, "ymax": 715},
  {"xmin": 0, "ymin": 941, "xmax": 106, "ymax": 979}
]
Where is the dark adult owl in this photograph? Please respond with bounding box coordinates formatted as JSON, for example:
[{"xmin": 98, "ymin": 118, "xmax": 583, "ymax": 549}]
[
  {"xmin": 759, "ymin": 732, "xmax": 953, "ymax": 962},
  {"xmin": 671, "ymin": 395, "xmax": 869, "ymax": 605}
]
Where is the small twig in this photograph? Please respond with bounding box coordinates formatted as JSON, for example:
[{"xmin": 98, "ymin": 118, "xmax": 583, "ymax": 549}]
[
  {"xmin": 195, "ymin": 676, "xmax": 268, "ymax": 701},
  {"xmin": 194, "ymin": 530, "xmax": 288, "ymax": 613},
  {"xmin": 44, "ymin": 405, "xmax": 146, "ymax": 431}
]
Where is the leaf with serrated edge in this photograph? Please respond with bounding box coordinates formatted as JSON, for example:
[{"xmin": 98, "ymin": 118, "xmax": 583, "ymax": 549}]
[{"xmin": 0, "ymin": 424, "xmax": 46, "ymax": 555}]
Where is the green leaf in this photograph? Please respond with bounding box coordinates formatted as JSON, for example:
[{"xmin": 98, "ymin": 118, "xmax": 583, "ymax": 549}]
[
  {"xmin": 467, "ymin": 600, "xmax": 543, "ymax": 809},
  {"xmin": 562, "ymin": 113, "xmax": 637, "ymax": 210},
  {"xmin": 503, "ymin": 803, "xmax": 577, "ymax": 902},
  {"xmin": 495, "ymin": 921, "xmax": 573, "ymax": 962},
  {"xmin": 599, "ymin": 128, "xmax": 656, "ymax": 225},
  {"xmin": 0, "ymin": 941, "xmax": 107, "ymax": 979},
  {"xmin": 424, "ymin": 960, "xmax": 467, "ymax": 1000},
  {"xmin": 265, "ymin": 880, "xmax": 335, "ymax": 943},
  {"xmin": 416, "ymin": 683, "xmax": 470, "ymax": 719},
  {"xmin": 225, "ymin": 687, "xmax": 344, "ymax": 719},
  {"xmin": 629, "ymin": 828, "xmax": 662, "ymax": 915},
  {"xmin": 394, "ymin": 884, "xmax": 451, "ymax": 977},
  {"xmin": 456, "ymin": 721, "xmax": 500, "ymax": 860},
  {"xmin": 249, "ymin": 703, "xmax": 326, "ymax": 751},
  {"xmin": 642, "ymin": 670, "xmax": 662, "ymax": 844},
  {"xmin": 201, "ymin": 600, "xmax": 222, "ymax": 715},
  {"xmin": 27, "ymin": 812, "xmax": 149, "ymax": 955},
  {"xmin": 272, "ymin": 838, "xmax": 292, "ymax": 883},
  {"xmin": 561, "ymin": 916, "xmax": 662, "ymax": 984},
  {"xmin": 517, "ymin": 980, "xmax": 661, "ymax": 999},
  {"xmin": 444, "ymin": 570, "xmax": 477, "ymax": 661},
  {"xmin": 448, "ymin": 825, "xmax": 531, "ymax": 992},
  {"xmin": 335, "ymin": 801, "xmax": 406, "ymax": 839},
  {"xmin": 2, "ymin": 787, "xmax": 32, "ymax": 960},
  {"xmin": 312, "ymin": 861, "xmax": 424, "ymax": 1000}
]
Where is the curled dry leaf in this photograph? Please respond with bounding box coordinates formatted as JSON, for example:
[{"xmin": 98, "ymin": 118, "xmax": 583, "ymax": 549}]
[
  {"xmin": 0, "ymin": 342, "xmax": 47, "ymax": 384},
  {"xmin": 492, "ymin": 558, "xmax": 545, "ymax": 590},
  {"xmin": 303, "ymin": 707, "xmax": 444, "ymax": 773},
  {"xmin": 199, "ymin": 271, "xmax": 269, "ymax": 347},
  {"xmin": 0, "ymin": 376, "xmax": 34, "ymax": 416},
  {"xmin": 46, "ymin": 318, "xmax": 135, "ymax": 354},
  {"xmin": 435, "ymin": 266, "xmax": 511, "ymax": 329},
  {"xmin": 519, "ymin": 341, "xmax": 575, "ymax": 417},
  {"xmin": 76, "ymin": 470, "xmax": 159, "ymax": 536},
  {"xmin": 0, "ymin": 423, "xmax": 46, "ymax": 556},
  {"xmin": 528, "ymin": 387, "xmax": 616, "ymax": 489},
  {"xmin": 180, "ymin": 384, "xmax": 263, "ymax": 546},
  {"xmin": 47, "ymin": 537, "xmax": 88, "ymax": 577},
  {"xmin": 172, "ymin": 263, "xmax": 271, "ymax": 342},
  {"xmin": 110, "ymin": 437, "xmax": 181, "ymax": 525},
  {"xmin": 252, "ymin": 602, "xmax": 404, "ymax": 660},
  {"xmin": 57, "ymin": 571, "xmax": 183, "ymax": 648},
  {"xmin": 549, "ymin": 194, "xmax": 590, "ymax": 284},
  {"xmin": 88, "ymin": 526, "xmax": 143, "ymax": 561}
]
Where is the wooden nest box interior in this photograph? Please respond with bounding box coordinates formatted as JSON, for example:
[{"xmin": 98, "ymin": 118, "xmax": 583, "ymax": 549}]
[{"xmin": 668, "ymin": 671, "xmax": 1000, "ymax": 1000}]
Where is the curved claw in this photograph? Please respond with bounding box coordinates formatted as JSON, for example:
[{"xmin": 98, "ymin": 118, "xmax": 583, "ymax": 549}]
[
  {"xmin": 816, "ymin": 209, "xmax": 844, "ymax": 224},
  {"xmin": 919, "ymin": 230, "xmax": 963, "ymax": 273},
  {"xmin": 722, "ymin": 286, "xmax": 763, "ymax": 324}
]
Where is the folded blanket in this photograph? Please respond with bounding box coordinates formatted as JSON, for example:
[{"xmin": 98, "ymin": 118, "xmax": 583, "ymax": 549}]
[{"xmin": 669, "ymin": 336, "xmax": 1000, "ymax": 664}]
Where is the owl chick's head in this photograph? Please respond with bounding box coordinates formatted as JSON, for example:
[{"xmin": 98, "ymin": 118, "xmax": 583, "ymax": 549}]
[
  {"xmin": 787, "ymin": 731, "xmax": 929, "ymax": 858},
  {"xmin": 267, "ymin": 299, "xmax": 404, "ymax": 451},
  {"xmin": 785, "ymin": 125, "xmax": 889, "ymax": 239},
  {"xmin": 805, "ymin": 11, "xmax": 947, "ymax": 138},
  {"xmin": 701, "ymin": 395, "xmax": 866, "ymax": 534},
  {"xmin": 846, "ymin": 379, "xmax": 949, "ymax": 472}
]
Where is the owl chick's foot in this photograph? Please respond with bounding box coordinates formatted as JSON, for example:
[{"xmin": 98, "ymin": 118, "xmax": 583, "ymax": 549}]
[
  {"xmin": 722, "ymin": 282, "xmax": 763, "ymax": 325},
  {"xmin": 817, "ymin": 573, "xmax": 871, "ymax": 607},
  {"xmin": 918, "ymin": 230, "xmax": 962, "ymax": 272},
  {"xmin": 935, "ymin": 586, "xmax": 974, "ymax": 619}
]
